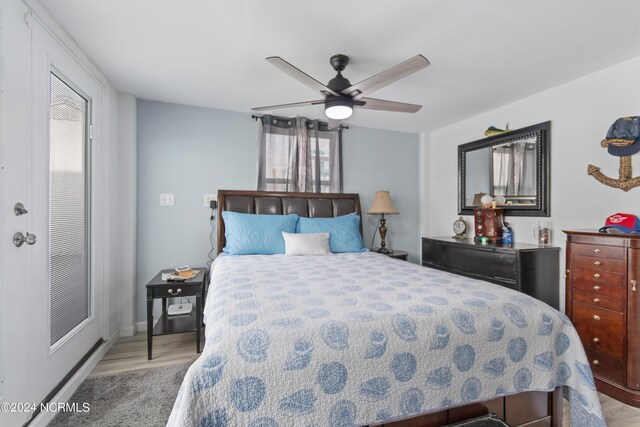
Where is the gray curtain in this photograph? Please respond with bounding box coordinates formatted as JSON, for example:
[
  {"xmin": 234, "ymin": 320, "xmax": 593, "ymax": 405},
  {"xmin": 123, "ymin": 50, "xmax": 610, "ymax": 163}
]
[{"xmin": 257, "ymin": 115, "xmax": 342, "ymax": 193}]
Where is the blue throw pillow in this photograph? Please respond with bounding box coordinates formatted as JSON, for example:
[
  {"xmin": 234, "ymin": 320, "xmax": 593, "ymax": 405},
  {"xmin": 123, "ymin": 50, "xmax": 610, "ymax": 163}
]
[
  {"xmin": 222, "ymin": 211, "xmax": 298, "ymax": 255},
  {"xmin": 297, "ymin": 214, "xmax": 366, "ymax": 253}
]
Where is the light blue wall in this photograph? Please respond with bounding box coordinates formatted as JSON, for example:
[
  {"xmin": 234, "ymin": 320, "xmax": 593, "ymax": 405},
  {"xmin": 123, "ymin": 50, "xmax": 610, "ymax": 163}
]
[
  {"xmin": 136, "ymin": 100, "xmax": 420, "ymax": 321},
  {"xmin": 343, "ymin": 125, "xmax": 421, "ymax": 263},
  {"xmin": 136, "ymin": 100, "xmax": 257, "ymax": 322}
]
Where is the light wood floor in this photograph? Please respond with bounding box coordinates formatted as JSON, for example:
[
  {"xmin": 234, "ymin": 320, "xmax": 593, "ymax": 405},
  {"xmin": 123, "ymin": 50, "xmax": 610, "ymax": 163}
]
[
  {"xmin": 89, "ymin": 331, "xmax": 203, "ymax": 378},
  {"xmin": 92, "ymin": 332, "xmax": 640, "ymax": 426}
]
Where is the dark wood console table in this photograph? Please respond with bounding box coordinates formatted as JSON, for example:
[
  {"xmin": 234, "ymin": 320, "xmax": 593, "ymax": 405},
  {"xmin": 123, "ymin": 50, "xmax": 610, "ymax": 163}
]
[{"xmin": 422, "ymin": 237, "xmax": 560, "ymax": 309}]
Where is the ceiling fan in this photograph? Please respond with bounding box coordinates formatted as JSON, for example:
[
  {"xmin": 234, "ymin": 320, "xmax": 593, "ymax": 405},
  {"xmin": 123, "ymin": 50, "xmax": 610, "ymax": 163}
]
[{"xmin": 252, "ymin": 54, "xmax": 430, "ymax": 124}]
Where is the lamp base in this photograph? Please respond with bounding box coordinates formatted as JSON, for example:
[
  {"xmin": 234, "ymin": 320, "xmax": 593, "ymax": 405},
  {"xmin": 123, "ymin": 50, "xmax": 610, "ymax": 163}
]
[{"xmin": 377, "ymin": 247, "xmax": 390, "ymax": 255}]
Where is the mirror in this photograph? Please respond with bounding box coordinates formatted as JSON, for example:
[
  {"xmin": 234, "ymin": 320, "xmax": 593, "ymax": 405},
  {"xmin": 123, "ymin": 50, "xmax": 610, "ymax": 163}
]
[{"xmin": 458, "ymin": 121, "xmax": 550, "ymax": 216}]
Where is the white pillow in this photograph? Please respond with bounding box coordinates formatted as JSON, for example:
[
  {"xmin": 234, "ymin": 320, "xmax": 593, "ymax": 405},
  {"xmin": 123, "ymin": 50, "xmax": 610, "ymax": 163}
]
[{"xmin": 282, "ymin": 232, "xmax": 331, "ymax": 256}]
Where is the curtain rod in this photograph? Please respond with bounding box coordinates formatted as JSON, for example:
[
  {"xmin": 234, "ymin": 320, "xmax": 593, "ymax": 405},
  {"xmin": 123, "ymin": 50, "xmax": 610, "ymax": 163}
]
[{"xmin": 251, "ymin": 114, "xmax": 349, "ymax": 130}]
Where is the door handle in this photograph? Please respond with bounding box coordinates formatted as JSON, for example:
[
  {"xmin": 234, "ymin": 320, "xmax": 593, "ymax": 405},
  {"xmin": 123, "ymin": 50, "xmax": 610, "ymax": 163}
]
[
  {"xmin": 13, "ymin": 232, "xmax": 37, "ymax": 247},
  {"xmin": 14, "ymin": 202, "xmax": 28, "ymax": 216}
]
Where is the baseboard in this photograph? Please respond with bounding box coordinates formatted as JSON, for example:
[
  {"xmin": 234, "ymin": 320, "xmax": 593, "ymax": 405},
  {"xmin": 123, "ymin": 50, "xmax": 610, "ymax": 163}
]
[
  {"xmin": 119, "ymin": 324, "xmax": 137, "ymax": 337},
  {"xmin": 28, "ymin": 330, "xmax": 119, "ymax": 427},
  {"xmin": 136, "ymin": 319, "xmax": 159, "ymax": 332}
]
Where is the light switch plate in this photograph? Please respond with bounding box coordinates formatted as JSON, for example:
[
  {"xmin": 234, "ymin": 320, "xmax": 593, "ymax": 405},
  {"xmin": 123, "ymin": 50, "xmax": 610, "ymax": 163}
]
[
  {"xmin": 160, "ymin": 193, "xmax": 174, "ymax": 206},
  {"xmin": 204, "ymin": 194, "xmax": 216, "ymax": 207}
]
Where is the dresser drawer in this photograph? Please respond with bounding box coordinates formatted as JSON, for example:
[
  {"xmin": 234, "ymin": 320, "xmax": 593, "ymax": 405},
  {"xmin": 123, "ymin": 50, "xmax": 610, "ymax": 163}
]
[
  {"xmin": 573, "ymin": 244, "xmax": 625, "ymax": 260},
  {"xmin": 422, "ymin": 241, "xmax": 517, "ymax": 286},
  {"xmin": 573, "ymin": 267, "xmax": 625, "ymax": 287},
  {"xmin": 573, "ymin": 280, "xmax": 626, "ymax": 299},
  {"xmin": 572, "ymin": 302, "xmax": 624, "ymax": 334},
  {"xmin": 573, "ymin": 291, "xmax": 624, "ymax": 312},
  {"xmin": 576, "ymin": 324, "xmax": 625, "ymax": 360},
  {"xmin": 574, "ymin": 255, "xmax": 626, "ymax": 273},
  {"xmin": 585, "ymin": 348, "xmax": 625, "ymax": 384}
]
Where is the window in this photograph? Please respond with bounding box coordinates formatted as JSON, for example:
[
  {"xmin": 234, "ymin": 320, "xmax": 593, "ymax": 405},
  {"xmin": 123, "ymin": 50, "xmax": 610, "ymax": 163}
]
[
  {"xmin": 257, "ymin": 116, "xmax": 342, "ymax": 193},
  {"xmin": 49, "ymin": 72, "xmax": 91, "ymax": 346}
]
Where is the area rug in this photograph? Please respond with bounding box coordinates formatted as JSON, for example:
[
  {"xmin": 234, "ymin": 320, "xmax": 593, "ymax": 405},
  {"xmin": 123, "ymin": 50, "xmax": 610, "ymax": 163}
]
[{"xmin": 49, "ymin": 362, "xmax": 190, "ymax": 427}]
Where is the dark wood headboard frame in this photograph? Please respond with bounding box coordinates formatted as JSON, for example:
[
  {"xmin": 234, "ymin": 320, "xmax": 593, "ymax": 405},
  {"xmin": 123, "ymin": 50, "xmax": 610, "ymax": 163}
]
[{"xmin": 216, "ymin": 190, "xmax": 362, "ymax": 254}]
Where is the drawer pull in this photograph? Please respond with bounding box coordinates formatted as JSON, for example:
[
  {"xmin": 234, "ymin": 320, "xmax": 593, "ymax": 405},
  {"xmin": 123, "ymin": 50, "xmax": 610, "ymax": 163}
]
[
  {"xmin": 593, "ymin": 314, "xmax": 601, "ymax": 321},
  {"xmin": 632, "ymin": 280, "xmax": 638, "ymax": 292},
  {"xmin": 593, "ymin": 337, "xmax": 600, "ymax": 343},
  {"xmin": 594, "ymin": 261, "xmax": 601, "ymax": 266},
  {"xmin": 593, "ymin": 285, "xmax": 600, "ymax": 291},
  {"xmin": 594, "ymin": 248, "xmax": 601, "ymax": 254},
  {"xmin": 564, "ymin": 269, "xmax": 570, "ymax": 278},
  {"xmin": 593, "ymin": 273, "xmax": 600, "ymax": 279},
  {"xmin": 593, "ymin": 359, "xmax": 600, "ymax": 366},
  {"xmin": 168, "ymin": 288, "xmax": 182, "ymax": 295},
  {"xmin": 593, "ymin": 298, "xmax": 600, "ymax": 304}
]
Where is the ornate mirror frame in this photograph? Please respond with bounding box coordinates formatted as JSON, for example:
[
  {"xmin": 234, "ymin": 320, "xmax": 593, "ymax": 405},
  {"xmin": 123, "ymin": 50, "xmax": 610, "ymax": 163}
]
[{"xmin": 458, "ymin": 121, "xmax": 551, "ymax": 217}]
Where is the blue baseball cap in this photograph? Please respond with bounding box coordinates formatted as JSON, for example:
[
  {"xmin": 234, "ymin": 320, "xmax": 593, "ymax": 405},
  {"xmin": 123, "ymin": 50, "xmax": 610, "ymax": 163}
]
[{"xmin": 603, "ymin": 117, "xmax": 640, "ymax": 157}]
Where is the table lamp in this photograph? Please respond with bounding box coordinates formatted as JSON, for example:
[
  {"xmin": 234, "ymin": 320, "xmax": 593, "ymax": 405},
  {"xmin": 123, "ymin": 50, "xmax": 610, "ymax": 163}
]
[{"xmin": 368, "ymin": 190, "xmax": 399, "ymax": 254}]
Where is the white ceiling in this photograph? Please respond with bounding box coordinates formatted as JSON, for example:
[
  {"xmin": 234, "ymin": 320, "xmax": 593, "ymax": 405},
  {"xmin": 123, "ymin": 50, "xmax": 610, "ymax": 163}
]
[{"xmin": 39, "ymin": 0, "xmax": 640, "ymax": 133}]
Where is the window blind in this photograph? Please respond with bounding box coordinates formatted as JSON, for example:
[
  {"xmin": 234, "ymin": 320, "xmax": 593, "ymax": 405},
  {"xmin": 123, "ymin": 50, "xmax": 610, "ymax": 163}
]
[{"xmin": 49, "ymin": 73, "xmax": 90, "ymax": 346}]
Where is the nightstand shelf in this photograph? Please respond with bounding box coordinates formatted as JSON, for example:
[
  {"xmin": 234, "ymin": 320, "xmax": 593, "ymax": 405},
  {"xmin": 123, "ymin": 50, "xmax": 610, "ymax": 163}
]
[{"xmin": 153, "ymin": 311, "xmax": 198, "ymax": 336}]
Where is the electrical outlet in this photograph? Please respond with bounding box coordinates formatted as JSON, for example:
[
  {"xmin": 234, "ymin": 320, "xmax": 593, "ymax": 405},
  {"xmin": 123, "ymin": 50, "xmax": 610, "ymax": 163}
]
[
  {"xmin": 204, "ymin": 194, "xmax": 216, "ymax": 207},
  {"xmin": 160, "ymin": 193, "xmax": 174, "ymax": 206}
]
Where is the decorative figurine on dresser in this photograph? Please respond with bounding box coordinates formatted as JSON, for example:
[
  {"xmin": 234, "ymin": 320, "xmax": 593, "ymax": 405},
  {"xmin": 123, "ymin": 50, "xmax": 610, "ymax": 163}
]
[
  {"xmin": 565, "ymin": 217, "xmax": 640, "ymax": 407},
  {"xmin": 474, "ymin": 207, "xmax": 504, "ymax": 242}
]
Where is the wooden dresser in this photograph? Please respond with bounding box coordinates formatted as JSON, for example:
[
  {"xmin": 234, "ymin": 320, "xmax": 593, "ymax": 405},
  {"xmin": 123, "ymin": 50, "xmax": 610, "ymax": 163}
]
[
  {"xmin": 565, "ymin": 230, "xmax": 640, "ymax": 406},
  {"xmin": 422, "ymin": 237, "xmax": 560, "ymax": 309}
]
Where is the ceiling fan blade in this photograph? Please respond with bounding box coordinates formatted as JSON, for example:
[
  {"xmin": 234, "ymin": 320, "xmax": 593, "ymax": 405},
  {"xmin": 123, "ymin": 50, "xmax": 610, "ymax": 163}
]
[
  {"xmin": 266, "ymin": 56, "xmax": 339, "ymax": 97},
  {"xmin": 357, "ymin": 97, "xmax": 423, "ymax": 113},
  {"xmin": 342, "ymin": 55, "xmax": 430, "ymax": 100},
  {"xmin": 252, "ymin": 100, "xmax": 325, "ymax": 111}
]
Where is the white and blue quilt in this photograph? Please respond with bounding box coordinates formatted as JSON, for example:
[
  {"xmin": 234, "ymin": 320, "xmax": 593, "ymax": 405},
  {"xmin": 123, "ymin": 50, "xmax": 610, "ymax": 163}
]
[{"xmin": 168, "ymin": 252, "xmax": 605, "ymax": 427}]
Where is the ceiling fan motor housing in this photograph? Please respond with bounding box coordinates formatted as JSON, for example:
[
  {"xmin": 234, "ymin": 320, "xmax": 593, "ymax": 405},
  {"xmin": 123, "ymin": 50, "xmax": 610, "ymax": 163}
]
[
  {"xmin": 330, "ymin": 54, "xmax": 349, "ymax": 72},
  {"xmin": 327, "ymin": 54, "xmax": 352, "ymax": 93},
  {"xmin": 327, "ymin": 74, "xmax": 352, "ymax": 93}
]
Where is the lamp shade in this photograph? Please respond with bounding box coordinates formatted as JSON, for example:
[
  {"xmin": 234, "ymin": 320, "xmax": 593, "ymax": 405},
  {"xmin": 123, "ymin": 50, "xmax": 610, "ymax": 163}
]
[{"xmin": 367, "ymin": 191, "xmax": 399, "ymax": 215}]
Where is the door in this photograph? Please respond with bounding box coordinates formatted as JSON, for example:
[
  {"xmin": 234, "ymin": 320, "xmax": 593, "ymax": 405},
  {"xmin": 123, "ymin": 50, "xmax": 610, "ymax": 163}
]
[{"xmin": 0, "ymin": 7, "xmax": 104, "ymax": 425}]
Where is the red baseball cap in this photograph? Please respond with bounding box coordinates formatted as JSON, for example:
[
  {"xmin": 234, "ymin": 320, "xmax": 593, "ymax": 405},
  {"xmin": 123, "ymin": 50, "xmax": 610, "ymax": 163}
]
[{"xmin": 599, "ymin": 213, "xmax": 640, "ymax": 233}]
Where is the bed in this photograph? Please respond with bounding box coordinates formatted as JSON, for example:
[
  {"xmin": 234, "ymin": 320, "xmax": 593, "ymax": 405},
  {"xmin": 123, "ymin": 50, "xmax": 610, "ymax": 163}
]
[{"xmin": 168, "ymin": 190, "xmax": 605, "ymax": 427}]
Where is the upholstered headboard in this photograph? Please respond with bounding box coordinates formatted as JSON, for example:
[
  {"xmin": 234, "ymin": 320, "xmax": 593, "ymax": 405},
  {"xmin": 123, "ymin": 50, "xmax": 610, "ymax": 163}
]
[{"xmin": 216, "ymin": 190, "xmax": 362, "ymax": 254}]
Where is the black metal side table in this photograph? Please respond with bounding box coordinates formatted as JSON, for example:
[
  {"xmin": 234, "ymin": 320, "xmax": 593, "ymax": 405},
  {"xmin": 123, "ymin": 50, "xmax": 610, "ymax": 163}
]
[{"xmin": 145, "ymin": 268, "xmax": 207, "ymax": 360}]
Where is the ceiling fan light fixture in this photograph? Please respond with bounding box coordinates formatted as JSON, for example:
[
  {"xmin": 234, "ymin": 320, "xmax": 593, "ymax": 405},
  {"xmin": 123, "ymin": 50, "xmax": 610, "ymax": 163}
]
[{"xmin": 325, "ymin": 98, "xmax": 353, "ymax": 120}]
